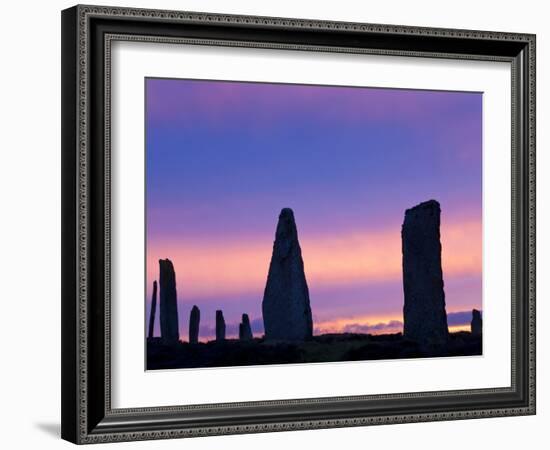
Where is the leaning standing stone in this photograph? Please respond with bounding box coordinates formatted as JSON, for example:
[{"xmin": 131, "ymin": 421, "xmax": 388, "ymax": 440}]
[
  {"xmin": 402, "ymin": 200, "xmax": 449, "ymax": 346},
  {"xmin": 147, "ymin": 280, "xmax": 158, "ymax": 339},
  {"xmin": 262, "ymin": 208, "xmax": 313, "ymax": 341},
  {"xmin": 159, "ymin": 259, "xmax": 180, "ymax": 343}
]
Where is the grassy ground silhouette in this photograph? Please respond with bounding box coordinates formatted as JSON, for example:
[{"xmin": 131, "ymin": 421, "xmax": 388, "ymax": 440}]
[{"xmin": 147, "ymin": 331, "xmax": 481, "ymax": 370}]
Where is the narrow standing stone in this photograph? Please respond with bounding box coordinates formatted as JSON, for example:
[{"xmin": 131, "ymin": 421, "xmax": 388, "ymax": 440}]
[
  {"xmin": 189, "ymin": 305, "xmax": 200, "ymax": 344},
  {"xmin": 239, "ymin": 313, "xmax": 253, "ymax": 340},
  {"xmin": 215, "ymin": 310, "xmax": 226, "ymax": 341},
  {"xmin": 402, "ymin": 200, "xmax": 449, "ymax": 346},
  {"xmin": 159, "ymin": 259, "xmax": 179, "ymax": 343},
  {"xmin": 262, "ymin": 208, "xmax": 313, "ymax": 341},
  {"xmin": 471, "ymin": 309, "xmax": 482, "ymax": 336},
  {"xmin": 147, "ymin": 280, "xmax": 158, "ymax": 339}
]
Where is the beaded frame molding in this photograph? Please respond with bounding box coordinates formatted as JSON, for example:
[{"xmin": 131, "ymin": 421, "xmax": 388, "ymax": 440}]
[{"xmin": 61, "ymin": 4, "xmax": 536, "ymax": 444}]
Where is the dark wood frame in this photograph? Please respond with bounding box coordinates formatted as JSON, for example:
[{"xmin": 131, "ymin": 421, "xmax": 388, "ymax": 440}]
[{"xmin": 61, "ymin": 4, "xmax": 536, "ymax": 444}]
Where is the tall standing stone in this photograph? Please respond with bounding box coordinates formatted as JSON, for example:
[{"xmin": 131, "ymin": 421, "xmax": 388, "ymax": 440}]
[
  {"xmin": 402, "ymin": 200, "xmax": 448, "ymax": 346},
  {"xmin": 262, "ymin": 208, "xmax": 313, "ymax": 341},
  {"xmin": 147, "ymin": 280, "xmax": 158, "ymax": 339},
  {"xmin": 471, "ymin": 309, "xmax": 482, "ymax": 336},
  {"xmin": 215, "ymin": 310, "xmax": 226, "ymax": 341},
  {"xmin": 239, "ymin": 313, "xmax": 253, "ymax": 340},
  {"xmin": 159, "ymin": 259, "xmax": 179, "ymax": 343},
  {"xmin": 189, "ymin": 305, "xmax": 200, "ymax": 344}
]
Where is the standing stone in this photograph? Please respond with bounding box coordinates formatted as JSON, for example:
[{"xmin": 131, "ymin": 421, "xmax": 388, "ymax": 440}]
[
  {"xmin": 402, "ymin": 200, "xmax": 448, "ymax": 346},
  {"xmin": 215, "ymin": 310, "xmax": 226, "ymax": 341},
  {"xmin": 471, "ymin": 309, "xmax": 482, "ymax": 336},
  {"xmin": 239, "ymin": 313, "xmax": 253, "ymax": 340},
  {"xmin": 262, "ymin": 208, "xmax": 313, "ymax": 341},
  {"xmin": 147, "ymin": 280, "xmax": 158, "ymax": 339},
  {"xmin": 159, "ymin": 259, "xmax": 179, "ymax": 343},
  {"xmin": 189, "ymin": 305, "xmax": 200, "ymax": 344}
]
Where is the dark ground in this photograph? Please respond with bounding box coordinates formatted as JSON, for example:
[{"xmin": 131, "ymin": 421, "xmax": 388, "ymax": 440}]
[{"xmin": 146, "ymin": 332, "xmax": 482, "ymax": 370}]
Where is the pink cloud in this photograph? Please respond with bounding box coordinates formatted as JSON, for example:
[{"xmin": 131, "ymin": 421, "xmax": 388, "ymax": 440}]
[
  {"xmin": 146, "ymin": 216, "xmax": 481, "ymax": 300},
  {"xmin": 147, "ymin": 78, "xmax": 480, "ymax": 132}
]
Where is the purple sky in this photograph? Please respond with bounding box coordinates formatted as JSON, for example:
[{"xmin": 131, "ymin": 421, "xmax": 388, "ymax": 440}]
[{"xmin": 145, "ymin": 78, "xmax": 483, "ymax": 341}]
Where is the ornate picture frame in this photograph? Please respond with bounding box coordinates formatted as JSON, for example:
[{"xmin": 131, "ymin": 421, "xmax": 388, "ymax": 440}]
[{"xmin": 61, "ymin": 4, "xmax": 535, "ymax": 444}]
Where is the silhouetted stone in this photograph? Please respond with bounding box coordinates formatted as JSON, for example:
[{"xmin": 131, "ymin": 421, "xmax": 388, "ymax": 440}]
[
  {"xmin": 216, "ymin": 310, "xmax": 226, "ymax": 341},
  {"xmin": 262, "ymin": 208, "xmax": 313, "ymax": 341},
  {"xmin": 239, "ymin": 313, "xmax": 253, "ymax": 340},
  {"xmin": 159, "ymin": 259, "xmax": 179, "ymax": 343},
  {"xmin": 471, "ymin": 309, "xmax": 482, "ymax": 336},
  {"xmin": 147, "ymin": 280, "xmax": 158, "ymax": 339},
  {"xmin": 402, "ymin": 200, "xmax": 448, "ymax": 346},
  {"xmin": 189, "ymin": 305, "xmax": 200, "ymax": 344}
]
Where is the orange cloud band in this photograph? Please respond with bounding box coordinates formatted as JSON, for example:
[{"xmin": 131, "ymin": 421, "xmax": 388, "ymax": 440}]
[
  {"xmin": 147, "ymin": 218, "xmax": 481, "ymax": 299},
  {"xmin": 313, "ymin": 309, "xmax": 474, "ymax": 336}
]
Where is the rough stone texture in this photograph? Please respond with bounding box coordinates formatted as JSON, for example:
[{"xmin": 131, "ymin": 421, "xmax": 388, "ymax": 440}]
[
  {"xmin": 147, "ymin": 280, "xmax": 158, "ymax": 339},
  {"xmin": 471, "ymin": 309, "xmax": 482, "ymax": 336},
  {"xmin": 215, "ymin": 310, "xmax": 226, "ymax": 341},
  {"xmin": 239, "ymin": 313, "xmax": 253, "ymax": 340},
  {"xmin": 189, "ymin": 305, "xmax": 200, "ymax": 344},
  {"xmin": 159, "ymin": 259, "xmax": 180, "ymax": 343},
  {"xmin": 262, "ymin": 208, "xmax": 313, "ymax": 341},
  {"xmin": 402, "ymin": 200, "xmax": 448, "ymax": 346}
]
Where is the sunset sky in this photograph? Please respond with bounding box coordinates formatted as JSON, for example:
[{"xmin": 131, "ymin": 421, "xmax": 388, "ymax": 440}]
[{"xmin": 145, "ymin": 78, "xmax": 482, "ymax": 342}]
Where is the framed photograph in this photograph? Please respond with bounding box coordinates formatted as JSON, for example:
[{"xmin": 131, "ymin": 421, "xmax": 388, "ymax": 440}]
[{"xmin": 61, "ymin": 4, "xmax": 536, "ymax": 444}]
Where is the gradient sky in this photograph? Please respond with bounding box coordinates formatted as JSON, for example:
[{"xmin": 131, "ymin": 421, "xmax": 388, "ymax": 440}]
[{"xmin": 145, "ymin": 78, "xmax": 482, "ymax": 342}]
